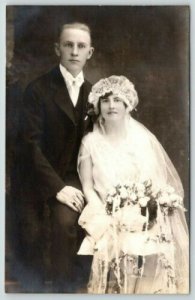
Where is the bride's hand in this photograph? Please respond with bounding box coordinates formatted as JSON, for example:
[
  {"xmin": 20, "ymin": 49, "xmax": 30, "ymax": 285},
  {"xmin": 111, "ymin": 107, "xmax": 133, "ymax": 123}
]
[{"xmin": 56, "ymin": 186, "xmax": 85, "ymax": 213}]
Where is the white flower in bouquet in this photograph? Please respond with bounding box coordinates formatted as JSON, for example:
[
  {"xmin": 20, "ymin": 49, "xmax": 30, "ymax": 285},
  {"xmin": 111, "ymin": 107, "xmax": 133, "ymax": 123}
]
[
  {"xmin": 165, "ymin": 185, "xmax": 175, "ymax": 194},
  {"xmin": 119, "ymin": 186, "xmax": 128, "ymax": 199},
  {"xmin": 129, "ymin": 192, "xmax": 137, "ymax": 202},
  {"xmin": 106, "ymin": 195, "xmax": 113, "ymax": 204},
  {"xmin": 171, "ymin": 201, "xmax": 179, "ymax": 208},
  {"xmin": 169, "ymin": 194, "xmax": 183, "ymax": 208},
  {"xmin": 169, "ymin": 193, "xmax": 179, "ymax": 202},
  {"xmin": 139, "ymin": 196, "xmax": 150, "ymax": 207},
  {"xmin": 158, "ymin": 191, "xmax": 170, "ymax": 205},
  {"xmin": 137, "ymin": 191, "xmax": 145, "ymax": 198},
  {"xmin": 158, "ymin": 196, "xmax": 166, "ymax": 205},
  {"xmin": 152, "ymin": 191, "xmax": 158, "ymax": 198},
  {"xmin": 165, "ymin": 196, "xmax": 173, "ymax": 207},
  {"xmin": 109, "ymin": 187, "xmax": 117, "ymax": 196}
]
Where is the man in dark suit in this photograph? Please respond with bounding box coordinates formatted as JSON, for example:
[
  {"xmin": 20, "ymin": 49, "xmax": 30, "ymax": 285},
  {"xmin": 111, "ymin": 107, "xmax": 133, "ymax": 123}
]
[{"xmin": 15, "ymin": 22, "xmax": 94, "ymax": 292}]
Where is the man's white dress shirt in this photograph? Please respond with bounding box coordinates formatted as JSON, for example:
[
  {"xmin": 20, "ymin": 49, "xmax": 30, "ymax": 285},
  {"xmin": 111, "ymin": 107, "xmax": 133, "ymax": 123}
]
[{"xmin": 59, "ymin": 64, "xmax": 84, "ymax": 107}]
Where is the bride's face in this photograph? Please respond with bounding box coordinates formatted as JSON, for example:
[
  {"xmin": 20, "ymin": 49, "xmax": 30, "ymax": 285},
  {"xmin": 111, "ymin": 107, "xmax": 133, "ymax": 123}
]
[{"xmin": 100, "ymin": 93, "xmax": 127, "ymax": 122}]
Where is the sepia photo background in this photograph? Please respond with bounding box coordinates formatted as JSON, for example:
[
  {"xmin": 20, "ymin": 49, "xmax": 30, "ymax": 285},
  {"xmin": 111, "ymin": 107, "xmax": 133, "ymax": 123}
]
[{"xmin": 6, "ymin": 5, "xmax": 189, "ymax": 292}]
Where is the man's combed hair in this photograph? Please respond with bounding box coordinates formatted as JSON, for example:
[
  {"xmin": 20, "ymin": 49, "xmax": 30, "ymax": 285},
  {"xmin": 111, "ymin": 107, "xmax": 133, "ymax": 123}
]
[{"xmin": 57, "ymin": 22, "xmax": 92, "ymax": 43}]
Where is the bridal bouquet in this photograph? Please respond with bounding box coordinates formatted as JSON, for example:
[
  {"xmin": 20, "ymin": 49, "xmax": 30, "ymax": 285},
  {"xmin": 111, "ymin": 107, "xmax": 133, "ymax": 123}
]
[
  {"xmin": 105, "ymin": 180, "xmax": 157, "ymax": 231},
  {"xmin": 105, "ymin": 179, "xmax": 156, "ymax": 215},
  {"xmin": 105, "ymin": 180, "xmax": 184, "ymax": 230},
  {"xmin": 156, "ymin": 185, "xmax": 184, "ymax": 216}
]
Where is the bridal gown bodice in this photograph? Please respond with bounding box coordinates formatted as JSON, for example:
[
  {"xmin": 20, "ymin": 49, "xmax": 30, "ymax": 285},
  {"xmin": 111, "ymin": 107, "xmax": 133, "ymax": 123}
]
[
  {"xmin": 78, "ymin": 127, "xmax": 157, "ymax": 203},
  {"xmin": 84, "ymin": 132, "xmax": 138, "ymax": 201}
]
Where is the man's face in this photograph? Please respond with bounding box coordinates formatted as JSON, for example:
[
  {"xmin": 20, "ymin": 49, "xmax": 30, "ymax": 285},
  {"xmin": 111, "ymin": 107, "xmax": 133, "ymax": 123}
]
[{"xmin": 55, "ymin": 28, "xmax": 94, "ymax": 77}]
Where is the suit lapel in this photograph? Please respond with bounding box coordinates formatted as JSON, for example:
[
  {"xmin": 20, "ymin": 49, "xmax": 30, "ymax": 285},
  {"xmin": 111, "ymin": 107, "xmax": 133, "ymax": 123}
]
[
  {"xmin": 50, "ymin": 66, "xmax": 76, "ymax": 124},
  {"xmin": 54, "ymin": 84, "xmax": 76, "ymax": 124},
  {"xmin": 81, "ymin": 80, "xmax": 91, "ymax": 116},
  {"xmin": 80, "ymin": 80, "xmax": 92, "ymax": 132}
]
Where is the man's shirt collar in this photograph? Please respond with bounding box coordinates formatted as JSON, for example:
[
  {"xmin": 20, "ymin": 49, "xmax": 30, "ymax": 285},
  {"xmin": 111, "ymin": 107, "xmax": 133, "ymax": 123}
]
[{"xmin": 59, "ymin": 64, "xmax": 84, "ymax": 87}]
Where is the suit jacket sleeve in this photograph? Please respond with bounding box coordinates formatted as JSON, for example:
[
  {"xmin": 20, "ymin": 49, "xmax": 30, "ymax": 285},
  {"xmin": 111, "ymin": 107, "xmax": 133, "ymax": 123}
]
[{"xmin": 21, "ymin": 82, "xmax": 65, "ymax": 199}]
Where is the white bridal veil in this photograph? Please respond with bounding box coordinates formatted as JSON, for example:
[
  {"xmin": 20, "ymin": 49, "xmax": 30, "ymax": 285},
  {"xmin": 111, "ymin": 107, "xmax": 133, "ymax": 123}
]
[{"xmin": 77, "ymin": 116, "xmax": 189, "ymax": 294}]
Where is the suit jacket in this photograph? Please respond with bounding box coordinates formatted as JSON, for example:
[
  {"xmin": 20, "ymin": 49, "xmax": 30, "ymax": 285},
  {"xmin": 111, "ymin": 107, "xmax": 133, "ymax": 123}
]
[{"xmin": 17, "ymin": 66, "xmax": 92, "ymax": 205}]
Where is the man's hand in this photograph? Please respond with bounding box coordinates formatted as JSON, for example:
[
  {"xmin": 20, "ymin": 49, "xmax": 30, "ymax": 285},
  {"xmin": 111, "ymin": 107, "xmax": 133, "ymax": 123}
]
[{"xmin": 56, "ymin": 186, "xmax": 85, "ymax": 213}]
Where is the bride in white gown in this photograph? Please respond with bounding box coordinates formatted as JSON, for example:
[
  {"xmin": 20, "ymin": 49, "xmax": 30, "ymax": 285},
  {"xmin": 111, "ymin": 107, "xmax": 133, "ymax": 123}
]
[{"xmin": 77, "ymin": 75, "xmax": 189, "ymax": 294}]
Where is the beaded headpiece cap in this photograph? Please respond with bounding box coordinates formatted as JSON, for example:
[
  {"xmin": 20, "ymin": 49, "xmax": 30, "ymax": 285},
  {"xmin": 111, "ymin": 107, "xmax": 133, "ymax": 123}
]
[{"xmin": 88, "ymin": 75, "xmax": 139, "ymax": 115}]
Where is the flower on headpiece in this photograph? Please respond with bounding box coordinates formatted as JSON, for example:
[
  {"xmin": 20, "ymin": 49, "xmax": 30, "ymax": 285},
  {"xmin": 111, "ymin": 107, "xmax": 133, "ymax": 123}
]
[{"xmin": 88, "ymin": 75, "xmax": 139, "ymax": 115}]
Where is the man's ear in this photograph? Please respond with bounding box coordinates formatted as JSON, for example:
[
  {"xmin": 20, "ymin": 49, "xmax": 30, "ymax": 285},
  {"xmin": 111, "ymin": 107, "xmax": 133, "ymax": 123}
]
[
  {"xmin": 54, "ymin": 43, "xmax": 60, "ymax": 57},
  {"xmin": 87, "ymin": 47, "xmax": 94, "ymax": 60}
]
